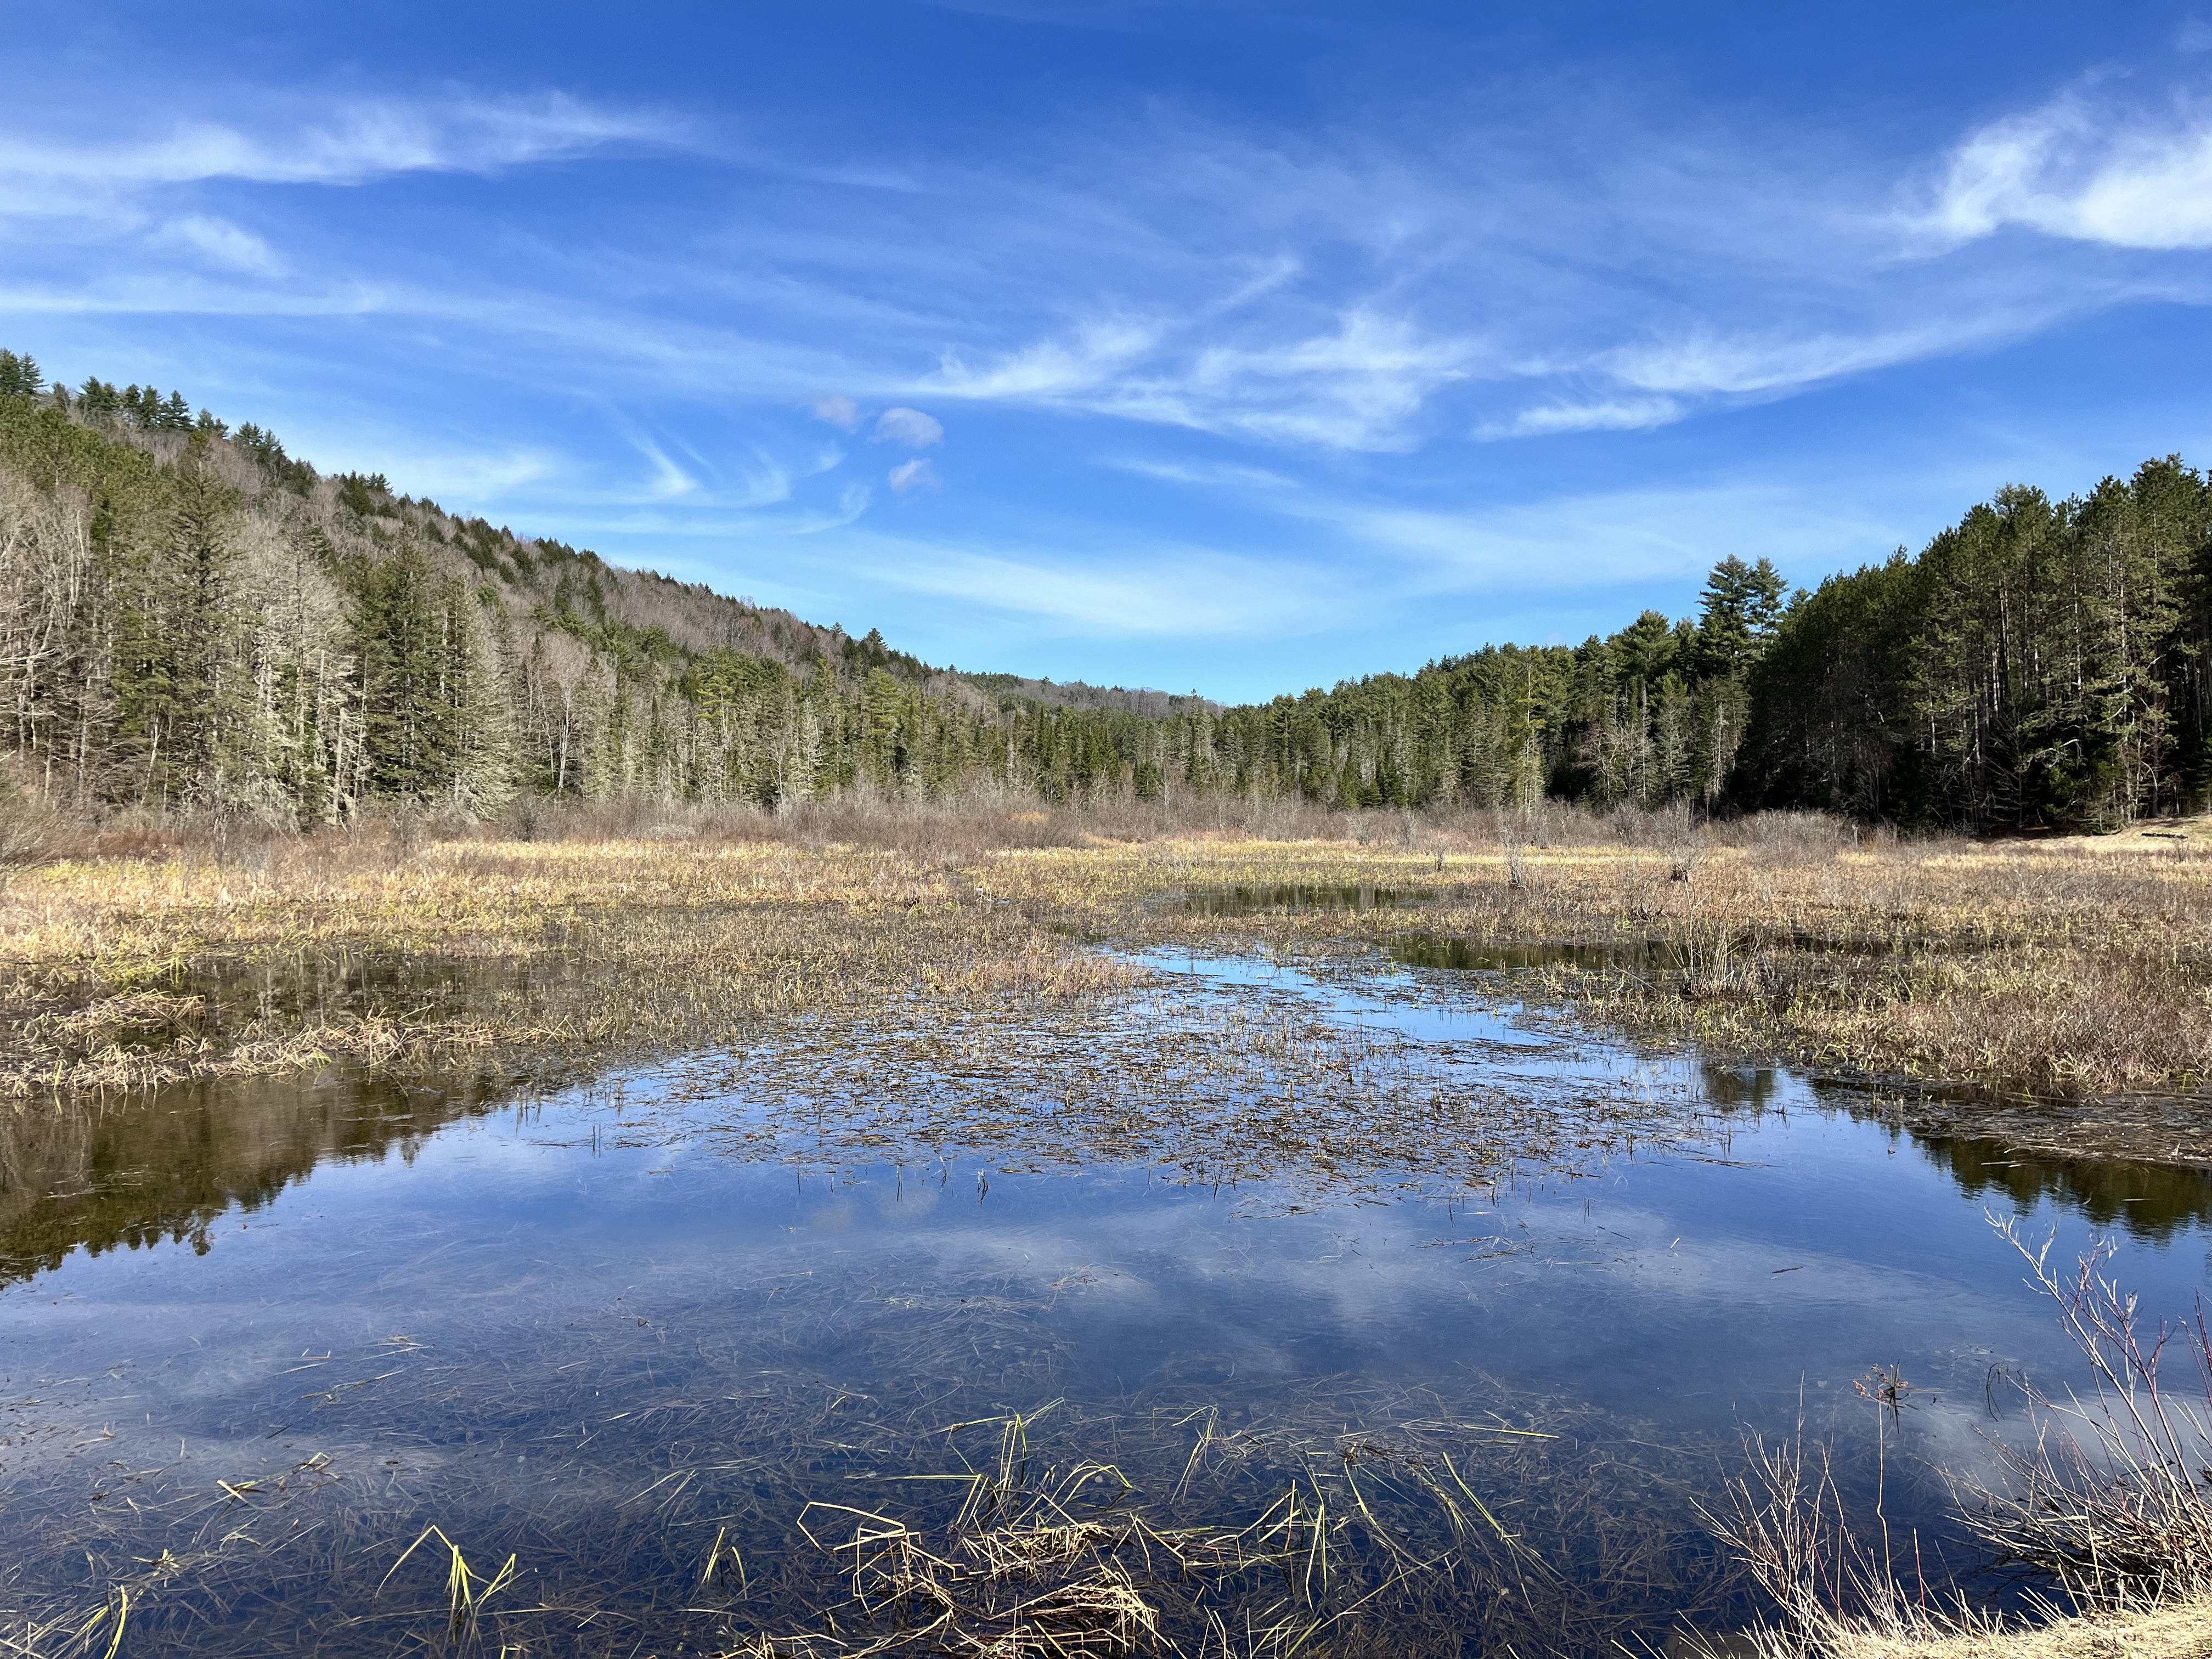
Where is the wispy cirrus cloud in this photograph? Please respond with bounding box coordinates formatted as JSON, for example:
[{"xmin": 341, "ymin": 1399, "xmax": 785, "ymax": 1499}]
[
  {"xmin": 290, "ymin": 440, "xmax": 562, "ymax": 503},
  {"xmin": 926, "ymin": 320, "xmax": 1162, "ymax": 402},
  {"xmin": 1102, "ymin": 455, "xmax": 1299, "ymax": 490},
  {"xmin": 1338, "ymin": 484, "xmax": 1897, "ymax": 595},
  {"xmin": 17, "ymin": 60, "xmax": 2196, "ymax": 462},
  {"xmin": 846, "ymin": 74, "xmax": 2202, "ymax": 451},
  {"xmin": 631, "ymin": 436, "xmax": 702, "ymax": 500},
  {"xmin": 152, "ymin": 213, "xmax": 283, "ymax": 274},
  {"xmin": 0, "ymin": 93, "xmax": 672, "ymax": 213},
  {"xmin": 927, "ymin": 309, "xmax": 1476, "ymax": 450},
  {"xmin": 1484, "ymin": 397, "xmax": 1682, "ymax": 438},
  {"xmin": 1110, "ymin": 445, "xmax": 1902, "ymax": 601},
  {"xmin": 12, "ymin": 35, "xmax": 2212, "ymax": 704},
  {"xmin": 1598, "ymin": 329, "xmax": 1972, "ymax": 398}
]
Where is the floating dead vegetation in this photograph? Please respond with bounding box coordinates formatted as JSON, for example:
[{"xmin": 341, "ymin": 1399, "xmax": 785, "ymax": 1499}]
[
  {"xmin": 629, "ymin": 965, "xmax": 1708, "ymax": 1205},
  {"xmin": 7, "ymin": 815, "xmax": 2208, "ymax": 1654},
  {"xmin": 4, "ymin": 1362, "xmax": 1760, "ymax": 1659},
  {"xmin": 967, "ymin": 827, "xmax": 2212, "ymax": 1118},
  {"xmin": 1, "ymin": 930, "xmax": 1712, "ymax": 1260},
  {"xmin": 0, "ymin": 1062, "xmax": 2043, "ymax": 1658}
]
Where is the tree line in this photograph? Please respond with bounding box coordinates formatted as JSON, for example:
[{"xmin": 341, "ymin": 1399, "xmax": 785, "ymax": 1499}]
[
  {"xmin": 1733, "ymin": 460, "xmax": 2212, "ymax": 830},
  {"xmin": 2, "ymin": 345, "xmax": 2208, "ymax": 831}
]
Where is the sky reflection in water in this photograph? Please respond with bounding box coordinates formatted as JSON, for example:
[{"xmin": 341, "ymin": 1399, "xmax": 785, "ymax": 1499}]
[{"xmin": 2, "ymin": 953, "xmax": 2207, "ymax": 1654}]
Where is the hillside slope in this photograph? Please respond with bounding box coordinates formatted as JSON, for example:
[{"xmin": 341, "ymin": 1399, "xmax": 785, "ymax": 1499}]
[
  {"xmin": 5, "ymin": 347, "xmax": 2210, "ymax": 832},
  {"xmin": 0, "ymin": 353, "xmax": 1218, "ymax": 819}
]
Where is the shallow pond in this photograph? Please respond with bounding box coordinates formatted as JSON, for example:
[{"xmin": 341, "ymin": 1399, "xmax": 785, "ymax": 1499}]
[{"xmin": 2, "ymin": 952, "xmax": 2208, "ymax": 1656}]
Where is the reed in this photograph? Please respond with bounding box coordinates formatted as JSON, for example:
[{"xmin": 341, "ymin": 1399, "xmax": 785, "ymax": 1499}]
[
  {"xmin": 6, "ymin": 800, "xmax": 2208, "ymax": 1144},
  {"xmin": 1706, "ymin": 1223, "xmax": 2212, "ymax": 1659},
  {"xmin": 0, "ymin": 1339, "xmax": 1745, "ymax": 1657},
  {"xmin": 1957, "ymin": 1221, "xmax": 2212, "ymax": 1604}
]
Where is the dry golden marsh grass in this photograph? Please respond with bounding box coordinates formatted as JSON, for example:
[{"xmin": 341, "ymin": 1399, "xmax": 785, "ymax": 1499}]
[
  {"xmin": 1026, "ymin": 819, "xmax": 2212, "ymax": 1106},
  {"xmin": 8, "ymin": 810, "xmax": 2212, "ymax": 1657},
  {"xmin": 1823, "ymin": 1602, "xmax": 2212, "ymax": 1659},
  {"xmin": 0, "ymin": 830, "xmax": 1132, "ymax": 1094},
  {"xmin": 1705, "ymin": 1599, "xmax": 2212, "ymax": 1659},
  {"xmin": 3, "ymin": 806, "xmax": 2210, "ymax": 1155}
]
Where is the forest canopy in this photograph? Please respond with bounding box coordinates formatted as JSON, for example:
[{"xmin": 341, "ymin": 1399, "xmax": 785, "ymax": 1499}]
[{"xmin": 2, "ymin": 345, "xmax": 2208, "ymax": 832}]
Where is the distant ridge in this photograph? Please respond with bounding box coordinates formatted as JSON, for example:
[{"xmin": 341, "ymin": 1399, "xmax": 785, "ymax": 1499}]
[{"xmin": 4, "ymin": 347, "xmax": 2209, "ymax": 832}]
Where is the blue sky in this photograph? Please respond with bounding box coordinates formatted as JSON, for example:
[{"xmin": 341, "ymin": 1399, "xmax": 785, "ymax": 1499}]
[{"xmin": 7, "ymin": 2, "xmax": 2212, "ymax": 701}]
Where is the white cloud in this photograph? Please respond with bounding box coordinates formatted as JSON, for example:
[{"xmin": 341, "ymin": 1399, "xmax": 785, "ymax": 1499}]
[
  {"xmin": 155, "ymin": 213, "xmax": 280, "ymax": 273},
  {"xmin": 888, "ymin": 78, "xmax": 2212, "ymax": 448},
  {"xmin": 800, "ymin": 483, "xmax": 875, "ymax": 532},
  {"xmin": 1926, "ymin": 89, "xmax": 2212, "ymax": 250},
  {"xmin": 11, "ymin": 67, "xmax": 2147, "ymax": 462},
  {"xmin": 1487, "ymin": 396, "xmax": 1683, "ymax": 438},
  {"xmin": 926, "ymin": 320, "xmax": 1161, "ymax": 400},
  {"xmin": 887, "ymin": 458, "xmax": 940, "ymax": 492},
  {"xmin": 873, "ymin": 406, "xmax": 944, "ymax": 447},
  {"xmin": 17, "ymin": 41, "xmax": 2212, "ymax": 573},
  {"xmin": 0, "ymin": 93, "xmax": 670, "ymax": 217},
  {"xmin": 1131, "ymin": 456, "xmax": 1898, "ymax": 596},
  {"xmin": 321, "ymin": 444, "xmax": 560, "ymax": 501},
  {"xmin": 1148, "ymin": 309, "xmax": 1477, "ymax": 449},
  {"xmin": 1601, "ymin": 326, "xmax": 1972, "ymax": 396},
  {"xmin": 1103, "ymin": 455, "xmax": 1299, "ymax": 490},
  {"xmin": 636, "ymin": 438, "xmax": 701, "ymax": 500},
  {"xmin": 548, "ymin": 477, "xmax": 875, "ymax": 539},
  {"xmin": 1341, "ymin": 486, "xmax": 1867, "ymax": 591},
  {"xmin": 926, "ymin": 309, "xmax": 1475, "ymax": 451},
  {"xmin": 0, "ymin": 268, "xmax": 388, "ymax": 320}
]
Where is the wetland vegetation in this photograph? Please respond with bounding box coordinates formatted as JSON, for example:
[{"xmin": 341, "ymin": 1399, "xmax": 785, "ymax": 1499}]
[
  {"xmin": 7, "ymin": 799, "xmax": 2211, "ymax": 1136},
  {"xmin": 3, "ymin": 803, "xmax": 2211, "ymax": 1657},
  {"xmin": 7, "ymin": 353, "xmax": 2212, "ymax": 1657}
]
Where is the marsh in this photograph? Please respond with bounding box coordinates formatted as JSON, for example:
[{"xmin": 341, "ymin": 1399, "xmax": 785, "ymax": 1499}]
[{"xmin": 5, "ymin": 814, "xmax": 2211, "ymax": 1654}]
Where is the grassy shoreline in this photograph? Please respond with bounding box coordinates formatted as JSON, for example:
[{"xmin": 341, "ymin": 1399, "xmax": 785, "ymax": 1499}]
[
  {"xmin": 1825, "ymin": 1601, "xmax": 2212, "ymax": 1659},
  {"xmin": 4, "ymin": 805, "xmax": 2211, "ymax": 1163},
  {"xmin": 8, "ymin": 806, "xmax": 2212, "ymax": 1658}
]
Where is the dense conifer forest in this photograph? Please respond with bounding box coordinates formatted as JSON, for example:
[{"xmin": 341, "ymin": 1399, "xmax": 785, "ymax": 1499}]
[{"xmin": 3, "ymin": 346, "xmax": 2208, "ymax": 831}]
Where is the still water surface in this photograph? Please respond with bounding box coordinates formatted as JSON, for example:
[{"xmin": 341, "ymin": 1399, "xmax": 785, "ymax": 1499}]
[{"xmin": 2, "ymin": 952, "xmax": 2207, "ymax": 1654}]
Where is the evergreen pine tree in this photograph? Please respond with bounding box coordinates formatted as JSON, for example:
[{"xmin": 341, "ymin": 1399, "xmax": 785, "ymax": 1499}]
[
  {"xmin": 0, "ymin": 350, "xmax": 42, "ymax": 397},
  {"xmin": 356, "ymin": 543, "xmax": 462, "ymax": 801},
  {"xmin": 1695, "ymin": 556, "xmax": 1788, "ymax": 676}
]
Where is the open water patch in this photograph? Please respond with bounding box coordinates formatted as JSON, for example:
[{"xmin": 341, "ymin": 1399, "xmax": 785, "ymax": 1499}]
[{"xmin": 2, "ymin": 952, "xmax": 2208, "ymax": 1655}]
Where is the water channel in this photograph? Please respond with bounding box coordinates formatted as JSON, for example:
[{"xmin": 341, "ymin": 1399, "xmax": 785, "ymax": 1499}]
[{"xmin": 2, "ymin": 948, "xmax": 2207, "ymax": 1655}]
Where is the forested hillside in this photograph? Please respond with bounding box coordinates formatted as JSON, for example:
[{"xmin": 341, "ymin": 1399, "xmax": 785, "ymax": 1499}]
[
  {"xmin": 0, "ymin": 350, "xmax": 1215, "ymax": 821},
  {"xmin": 3, "ymin": 346, "xmax": 2209, "ymax": 831}
]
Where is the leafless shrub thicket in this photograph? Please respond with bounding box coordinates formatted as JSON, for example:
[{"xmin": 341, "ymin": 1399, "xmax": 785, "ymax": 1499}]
[{"xmin": 1709, "ymin": 1222, "xmax": 2212, "ymax": 1659}]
